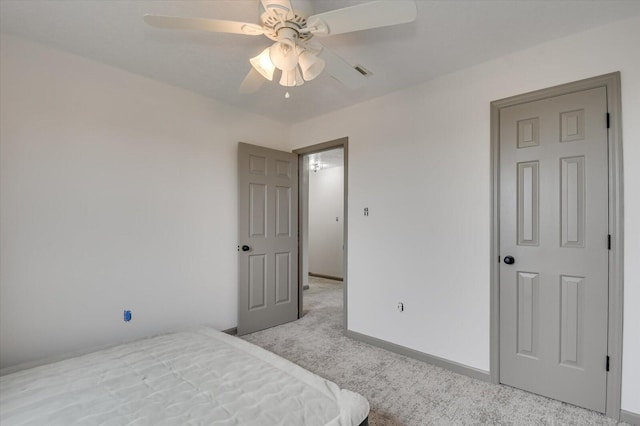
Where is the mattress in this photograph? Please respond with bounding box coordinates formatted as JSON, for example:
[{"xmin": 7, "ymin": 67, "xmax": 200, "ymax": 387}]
[{"xmin": 0, "ymin": 327, "xmax": 369, "ymax": 425}]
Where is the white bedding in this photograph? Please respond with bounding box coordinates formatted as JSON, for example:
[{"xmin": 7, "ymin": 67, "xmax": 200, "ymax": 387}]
[{"xmin": 0, "ymin": 328, "xmax": 369, "ymax": 425}]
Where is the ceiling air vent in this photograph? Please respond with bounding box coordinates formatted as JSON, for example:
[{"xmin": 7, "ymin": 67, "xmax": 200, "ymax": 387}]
[{"xmin": 354, "ymin": 65, "xmax": 372, "ymax": 77}]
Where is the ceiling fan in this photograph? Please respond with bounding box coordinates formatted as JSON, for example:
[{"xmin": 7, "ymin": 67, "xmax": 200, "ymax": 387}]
[{"xmin": 144, "ymin": 0, "xmax": 417, "ymax": 94}]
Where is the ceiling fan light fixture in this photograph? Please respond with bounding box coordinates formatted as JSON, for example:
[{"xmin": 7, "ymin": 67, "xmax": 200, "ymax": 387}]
[
  {"xmin": 280, "ymin": 67, "xmax": 304, "ymax": 87},
  {"xmin": 269, "ymin": 39, "xmax": 299, "ymax": 71},
  {"xmin": 299, "ymin": 50, "xmax": 325, "ymax": 81},
  {"xmin": 249, "ymin": 47, "xmax": 276, "ymax": 81}
]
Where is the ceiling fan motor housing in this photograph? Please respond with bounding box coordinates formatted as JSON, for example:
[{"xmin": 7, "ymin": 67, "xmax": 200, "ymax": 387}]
[{"xmin": 260, "ymin": 0, "xmax": 314, "ymax": 41}]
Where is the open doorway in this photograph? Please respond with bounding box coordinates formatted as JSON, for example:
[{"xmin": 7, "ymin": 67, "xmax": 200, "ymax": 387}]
[
  {"xmin": 307, "ymin": 148, "xmax": 344, "ymax": 280},
  {"xmin": 295, "ymin": 138, "xmax": 348, "ymax": 325}
]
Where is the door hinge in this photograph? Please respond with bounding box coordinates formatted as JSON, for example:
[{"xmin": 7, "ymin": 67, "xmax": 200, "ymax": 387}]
[
  {"xmin": 606, "ymin": 112, "xmax": 610, "ymax": 129},
  {"xmin": 606, "ymin": 355, "xmax": 610, "ymax": 372},
  {"xmin": 608, "ymin": 234, "xmax": 611, "ymax": 250}
]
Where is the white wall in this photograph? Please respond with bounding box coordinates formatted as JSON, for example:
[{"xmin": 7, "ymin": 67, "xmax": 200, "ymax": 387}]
[
  {"xmin": 0, "ymin": 35, "xmax": 289, "ymax": 369},
  {"xmin": 309, "ymin": 165, "xmax": 344, "ymax": 278},
  {"xmin": 291, "ymin": 16, "xmax": 640, "ymax": 414}
]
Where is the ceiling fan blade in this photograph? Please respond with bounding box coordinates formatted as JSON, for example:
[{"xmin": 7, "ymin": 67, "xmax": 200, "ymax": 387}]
[
  {"xmin": 318, "ymin": 47, "xmax": 367, "ymax": 89},
  {"xmin": 283, "ymin": 0, "xmax": 295, "ymax": 20},
  {"xmin": 143, "ymin": 15, "xmax": 264, "ymax": 36},
  {"xmin": 239, "ymin": 68, "xmax": 266, "ymax": 94},
  {"xmin": 260, "ymin": 0, "xmax": 295, "ymax": 22},
  {"xmin": 307, "ymin": 1, "xmax": 417, "ymax": 37}
]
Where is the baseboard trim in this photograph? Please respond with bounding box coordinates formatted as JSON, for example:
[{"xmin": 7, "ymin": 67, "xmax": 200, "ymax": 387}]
[
  {"xmin": 309, "ymin": 272, "xmax": 343, "ymax": 281},
  {"xmin": 621, "ymin": 410, "xmax": 640, "ymax": 425},
  {"xmin": 222, "ymin": 327, "xmax": 238, "ymax": 336},
  {"xmin": 344, "ymin": 329, "xmax": 491, "ymax": 382}
]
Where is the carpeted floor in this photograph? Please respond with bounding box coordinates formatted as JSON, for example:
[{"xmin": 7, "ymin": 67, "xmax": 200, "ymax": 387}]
[{"xmin": 242, "ymin": 277, "xmax": 628, "ymax": 425}]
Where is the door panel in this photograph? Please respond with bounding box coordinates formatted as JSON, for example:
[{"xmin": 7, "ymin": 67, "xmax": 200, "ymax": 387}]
[
  {"xmin": 275, "ymin": 186, "xmax": 292, "ymax": 237},
  {"xmin": 249, "ymin": 183, "xmax": 267, "ymax": 237},
  {"xmin": 559, "ymin": 275, "xmax": 584, "ymax": 367},
  {"xmin": 560, "ymin": 156, "xmax": 585, "ymax": 247},
  {"xmin": 516, "ymin": 271, "xmax": 538, "ymax": 357},
  {"xmin": 275, "ymin": 252, "xmax": 291, "ymax": 304},
  {"xmin": 238, "ymin": 143, "xmax": 298, "ymax": 335},
  {"xmin": 517, "ymin": 161, "xmax": 539, "ymax": 246},
  {"xmin": 499, "ymin": 87, "xmax": 608, "ymax": 412},
  {"xmin": 249, "ymin": 254, "xmax": 267, "ymax": 310}
]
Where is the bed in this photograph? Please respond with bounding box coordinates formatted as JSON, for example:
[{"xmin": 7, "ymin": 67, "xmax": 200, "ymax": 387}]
[{"xmin": 0, "ymin": 327, "xmax": 369, "ymax": 425}]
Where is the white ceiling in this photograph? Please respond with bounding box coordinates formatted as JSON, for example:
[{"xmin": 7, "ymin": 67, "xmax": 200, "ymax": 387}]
[{"xmin": 1, "ymin": 0, "xmax": 639, "ymax": 124}]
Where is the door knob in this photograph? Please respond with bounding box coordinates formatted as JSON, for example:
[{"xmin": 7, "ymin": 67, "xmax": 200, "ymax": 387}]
[
  {"xmin": 241, "ymin": 245, "xmax": 251, "ymax": 252},
  {"xmin": 504, "ymin": 256, "xmax": 515, "ymax": 265}
]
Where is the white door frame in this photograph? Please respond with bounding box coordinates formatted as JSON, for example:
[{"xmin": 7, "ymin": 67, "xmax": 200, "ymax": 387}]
[
  {"xmin": 294, "ymin": 137, "xmax": 348, "ymax": 328},
  {"xmin": 490, "ymin": 72, "xmax": 624, "ymax": 419}
]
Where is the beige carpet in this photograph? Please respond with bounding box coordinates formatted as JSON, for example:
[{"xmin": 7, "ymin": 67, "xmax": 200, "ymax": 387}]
[{"xmin": 242, "ymin": 277, "xmax": 628, "ymax": 426}]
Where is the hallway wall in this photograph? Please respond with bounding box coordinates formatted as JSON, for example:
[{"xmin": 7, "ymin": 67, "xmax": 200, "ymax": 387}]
[{"xmin": 309, "ymin": 165, "xmax": 344, "ymax": 278}]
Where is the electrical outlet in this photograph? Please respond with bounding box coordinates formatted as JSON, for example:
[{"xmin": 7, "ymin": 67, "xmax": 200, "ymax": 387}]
[
  {"xmin": 397, "ymin": 302, "xmax": 404, "ymax": 312},
  {"xmin": 364, "ymin": 207, "xmax": 369, "ymax": 216}
]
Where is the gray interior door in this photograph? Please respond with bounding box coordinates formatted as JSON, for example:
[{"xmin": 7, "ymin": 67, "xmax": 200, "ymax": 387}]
[
  {"xmin": 238, "ymin": 142, "xmax": 298, "ymax": 336},
  {"xmin": 499, "ymin": 87, "xmax": 609, "ymax": 412}
]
